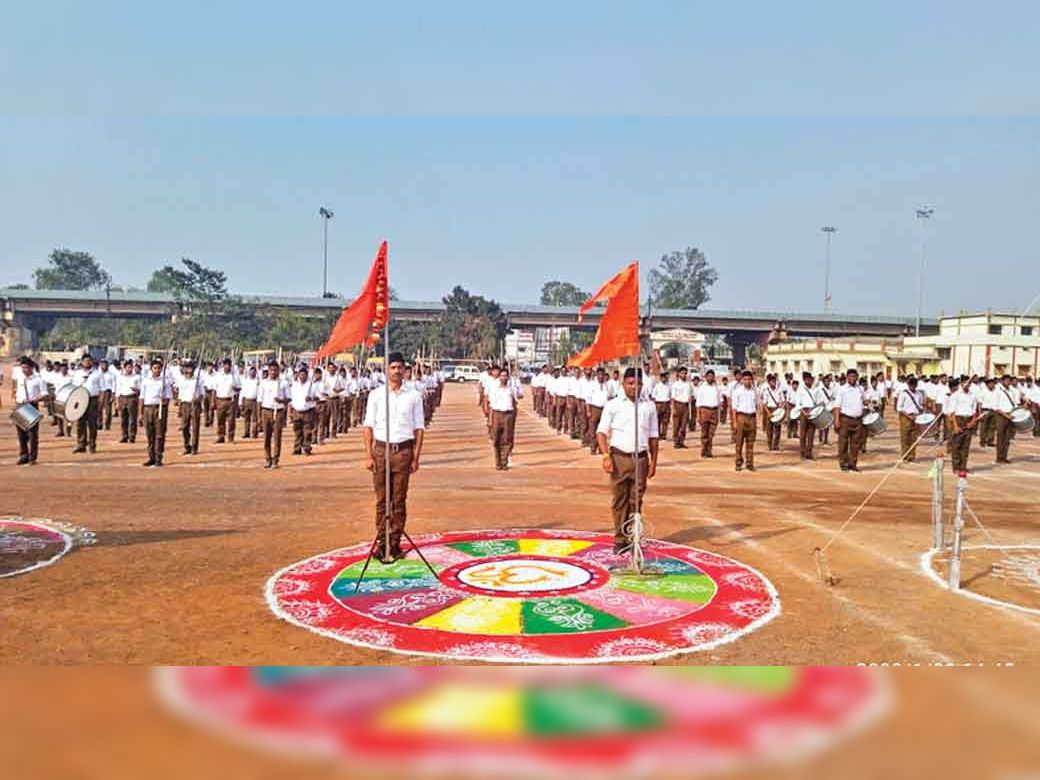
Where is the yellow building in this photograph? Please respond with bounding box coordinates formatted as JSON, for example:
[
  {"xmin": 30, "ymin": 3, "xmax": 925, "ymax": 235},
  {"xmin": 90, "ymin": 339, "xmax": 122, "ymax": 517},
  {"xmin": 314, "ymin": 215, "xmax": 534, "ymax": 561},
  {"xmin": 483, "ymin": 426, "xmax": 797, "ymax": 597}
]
[{"xmin": 764, "ymin": 338, "xmax": 893, "ymax": 378}]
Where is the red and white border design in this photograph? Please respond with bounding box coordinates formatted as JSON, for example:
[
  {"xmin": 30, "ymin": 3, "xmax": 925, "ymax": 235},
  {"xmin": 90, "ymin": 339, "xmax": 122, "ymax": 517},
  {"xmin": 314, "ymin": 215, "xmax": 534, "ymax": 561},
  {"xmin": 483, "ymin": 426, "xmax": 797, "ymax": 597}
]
[
  {"xmin": 265, "ymin": 528, "xmax": 781, "ymax": 664},
  {"xmin": 0, "ymin": 517, "xmax": 74, "ymax": 578},
  {"xmin": 920, "ymin": 543, "xmax": 1040, "ymax": 617}
]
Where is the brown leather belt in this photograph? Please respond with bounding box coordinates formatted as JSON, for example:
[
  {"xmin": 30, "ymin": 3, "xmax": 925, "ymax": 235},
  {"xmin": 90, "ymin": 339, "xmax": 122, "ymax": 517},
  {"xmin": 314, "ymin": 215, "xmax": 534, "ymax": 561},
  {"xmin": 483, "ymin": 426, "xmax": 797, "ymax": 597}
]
[
  {"xmin": 376, "ymin": 439, "xmax": 415, "ymax": 453},
  {"xmin": 610, "ymin": 447, "xmax": 648, "ymax": 458}
]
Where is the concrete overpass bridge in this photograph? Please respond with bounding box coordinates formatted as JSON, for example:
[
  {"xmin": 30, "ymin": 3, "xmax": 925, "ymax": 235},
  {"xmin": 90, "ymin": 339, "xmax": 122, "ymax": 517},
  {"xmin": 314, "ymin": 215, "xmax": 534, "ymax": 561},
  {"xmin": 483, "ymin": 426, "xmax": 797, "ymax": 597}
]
[{"xmin": 1, "ymin": 288, "xmax": 937, "ymax": 362}]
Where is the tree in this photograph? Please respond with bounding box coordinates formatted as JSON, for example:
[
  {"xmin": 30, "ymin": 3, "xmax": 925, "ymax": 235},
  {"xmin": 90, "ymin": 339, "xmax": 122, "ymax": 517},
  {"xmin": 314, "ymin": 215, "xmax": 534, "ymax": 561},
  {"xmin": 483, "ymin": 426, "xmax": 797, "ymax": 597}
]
[
  {"xmin": 647, "ymin": 247, "xmax": 718, "ymax": 310},
  {"xmin": 440, "ymin": 285, "xmax": 508, "ymax": 359},
  {"xmin": 34, "ymin": 248, "xmax": 112, "ymax": 290},
  {"xmin": 540, "ymin": 280, "xmax": 591, "ymax": 307},
  {"xmin": 147, "ymin": 258, "xmax": 228, "ymax": 302}
]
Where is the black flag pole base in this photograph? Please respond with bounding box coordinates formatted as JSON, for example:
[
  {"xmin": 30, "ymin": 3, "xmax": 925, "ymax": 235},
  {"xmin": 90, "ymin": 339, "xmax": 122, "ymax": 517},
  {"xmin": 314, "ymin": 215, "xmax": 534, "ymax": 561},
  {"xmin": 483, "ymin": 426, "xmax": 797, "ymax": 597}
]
[{"xmin": 353, "ymin": 521, "xmax": 439, "ymax": 593}]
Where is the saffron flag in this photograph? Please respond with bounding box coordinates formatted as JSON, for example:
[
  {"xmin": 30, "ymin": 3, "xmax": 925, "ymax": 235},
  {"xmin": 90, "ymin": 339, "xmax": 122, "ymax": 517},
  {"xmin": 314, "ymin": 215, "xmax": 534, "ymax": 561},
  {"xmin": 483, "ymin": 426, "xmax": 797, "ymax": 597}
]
[
  {"xmin": 567, "ymin": 262, "xmax": 641, "ymax": 367},
  {"xmin": 314, "ymin": 241, "xmax": 389, "ymax": 362}
]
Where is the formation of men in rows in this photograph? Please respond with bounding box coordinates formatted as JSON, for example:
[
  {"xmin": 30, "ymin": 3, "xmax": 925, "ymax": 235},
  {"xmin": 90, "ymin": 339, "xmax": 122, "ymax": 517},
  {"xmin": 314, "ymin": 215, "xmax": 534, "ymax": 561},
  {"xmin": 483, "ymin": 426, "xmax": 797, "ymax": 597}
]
[
  {"xmin": 9, "ymin": 354, "xmax": 445, "ymax": 468},
  {"xmin": 519, "ymin": 363, "xmax": 1039, "ymax": 475}
]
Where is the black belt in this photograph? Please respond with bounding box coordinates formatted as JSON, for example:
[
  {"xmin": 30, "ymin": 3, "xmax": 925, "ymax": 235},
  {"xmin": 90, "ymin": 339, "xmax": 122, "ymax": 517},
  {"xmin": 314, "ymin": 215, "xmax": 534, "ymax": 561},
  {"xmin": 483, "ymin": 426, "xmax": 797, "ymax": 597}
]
[{"xmin": 376, "ymin": 439, "xmax": 415, "ymax": 452}]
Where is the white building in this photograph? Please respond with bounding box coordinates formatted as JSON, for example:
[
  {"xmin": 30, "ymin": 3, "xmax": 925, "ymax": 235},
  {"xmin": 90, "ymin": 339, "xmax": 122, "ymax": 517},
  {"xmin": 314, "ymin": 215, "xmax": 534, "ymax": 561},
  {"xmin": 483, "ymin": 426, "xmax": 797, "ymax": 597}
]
[
  {"xmin": 505, "ymin": 329, "xmax": 536, "ymax": 364},
  {"xmin": 902, "ymin": 312, "xmax": 1040, "ymax": 377}
]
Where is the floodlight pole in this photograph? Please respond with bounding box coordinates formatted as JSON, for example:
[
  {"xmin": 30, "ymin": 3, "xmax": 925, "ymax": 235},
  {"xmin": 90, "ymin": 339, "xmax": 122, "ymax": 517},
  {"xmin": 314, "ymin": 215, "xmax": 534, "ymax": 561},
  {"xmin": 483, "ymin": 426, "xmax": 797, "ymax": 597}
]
[
  {"xmin": 319, "ymin": 206, "xmax": 334, "ymax": 298},
  {"xmin": 821, "ymin": 226, "xmax": 837, "ymax": 313},
  {"xmin": 915, "ymin": 207, "xmax": 934, "ymax": 336}
]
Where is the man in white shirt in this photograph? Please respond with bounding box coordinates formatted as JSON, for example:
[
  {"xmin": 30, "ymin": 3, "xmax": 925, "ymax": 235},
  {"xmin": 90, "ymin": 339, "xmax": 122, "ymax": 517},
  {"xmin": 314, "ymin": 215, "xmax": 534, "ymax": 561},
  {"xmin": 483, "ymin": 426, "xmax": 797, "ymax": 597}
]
[
  {"xmin": 290, "ymin": 367, "xmax": 318, "ymax": 456},
  {"xmin": 651, "ymin": 370, "xmax": 672, "ymax": 443},
  {"xmin": 596, "ymin": 367, "xmax": 660, "ymax": 556},
  {"xmin": 946, "ymin": 379, "xmax": 979, "ymax": 473},
  {"xmin": 1027, "ymin": 377, "xmax": 1040, "ymax": 438},
  {"xmin": 213, "ymin": 358, "xmax": 240, "ymax": 445},
  {"xmin": 324, "ymin": 366, "xmax": 343, "ymax": 439},
  {"xmin": 548, "ymin": 368, "xmax": 563, "ymax": 434},
  {"xmin": 730, "ymin": 371, "xmax": 759, "ymax": 471},
  {"xmin": 695, "ymin": 369, "xmax": 722, "ymax": 458},
  {"xmin": 340, "ymin": 368, "xmax": 357, "ymax": 434},
  {"xmin": 200, "ymin": 362, "xmax": 217, "ymax": 428},
  {"xmin": 139, "ymin": 359, "xmax": 172, "ymax": 467},
  {"xmin": 258, "ymin": 362, "xmax": 291, "ymax": 468},
  {"xmin": 486, "ymin": 367, "xmax": 524, "ymax": 470},
  {"xmin": 175, "ymin": 361, "xmax": 205, "ymax": 455},
  {"xmin": 796, "ymin": 373, "xmax": 820, "ymax": 460},
  {"xmin": 993, "ymin": 375, "xmax": 1019, "ymax": 464},
  {"xmin": 533, "ymin": 365, "xmax": 550, "ymax": 417},
  {"xmin": 585, "ymin": 367, "xmax": 612, "ymax": 455},
  {"xmin": 977, "ymin": 377, "xmax": 999, "ymax": 447},
  {"xmin": 835, "ymin": 368, "xmax": 868, "ymax": 472},
  {"xmin": 98, "ymin": 359, "xmax": 116, "ymax": 431},
  {"xmin": 785, "ymin": 379, "xmax": 800, "ymax": 440},
  {"xmin": 72, "ymin": 355, "xmax": 104, "ymax": 454},
  {"xmin": 895, "ymin": 375, "xmax": 926, "ymax": 462},
  {"xmin": 760, "ymin": 373, "xmax": 784, "ymax": 452},
  {"xmin": 363, "ymin": 352, "xmax": 426, "ymax": 563},
  {"xmin": 239, "ymin": 366, "xmax": 260, "ymax": 439},
  {"xmin": 816, "ymin": 375, "xmax": 837, "ymax": 446},
  {"xmin": 668, "ymin": 367, "xmax": 692, "ymax": 449},
  {"xmin": 116, "ymin": 360, "xmax": 142, "ymax": 443},
  {"xmin": 11, "ymin": 357, "xmax": 47, "ymax": 464}
]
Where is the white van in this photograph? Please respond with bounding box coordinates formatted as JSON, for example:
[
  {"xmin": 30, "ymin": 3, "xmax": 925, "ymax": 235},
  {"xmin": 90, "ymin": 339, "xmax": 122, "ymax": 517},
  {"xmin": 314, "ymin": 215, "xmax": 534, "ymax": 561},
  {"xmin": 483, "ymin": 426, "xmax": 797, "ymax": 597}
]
[{"xmin": 450, "ymin": 365, "xmax": 481, "ymax": 383}]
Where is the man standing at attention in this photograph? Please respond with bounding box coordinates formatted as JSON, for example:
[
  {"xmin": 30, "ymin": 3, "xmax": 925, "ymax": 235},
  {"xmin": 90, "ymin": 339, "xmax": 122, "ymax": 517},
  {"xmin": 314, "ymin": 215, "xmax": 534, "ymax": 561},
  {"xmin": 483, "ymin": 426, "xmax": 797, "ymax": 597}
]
[
  {"xmin": 730, "ymin": 370, "xmax": 759, "ymax": 472},
  {"xmin": 835, "ymin": 368, "xmax": 867, "ymax": 472},
  {"xmin": 258, "ymin": 361, "xmax": 290, "ymax": 469},
  {"xmin": 363, "ymin": 352, "xmax": 425, "ymax": 563},
  {"xmin": 71, "ymin": 355, "xmax": 103, "ymax": 454},
  {"xmin": 596, "ymin": 368, "xmax": 659, "ymax": 556},
  {"xmin": 695, "ymin": 369, "xmax": 721, "ymax": 457}
]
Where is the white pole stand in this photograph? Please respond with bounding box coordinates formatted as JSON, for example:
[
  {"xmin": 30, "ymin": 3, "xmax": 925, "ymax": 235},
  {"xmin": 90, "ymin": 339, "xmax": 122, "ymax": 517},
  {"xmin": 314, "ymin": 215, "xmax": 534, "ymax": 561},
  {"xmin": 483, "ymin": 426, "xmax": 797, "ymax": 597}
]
[
  {"xmin": 947, "ymin": 471, "xmax": 967, "ymax": 591},
  {"xmin": 931, "ymin": 453, "xmax": 945, "ymax": 550}
]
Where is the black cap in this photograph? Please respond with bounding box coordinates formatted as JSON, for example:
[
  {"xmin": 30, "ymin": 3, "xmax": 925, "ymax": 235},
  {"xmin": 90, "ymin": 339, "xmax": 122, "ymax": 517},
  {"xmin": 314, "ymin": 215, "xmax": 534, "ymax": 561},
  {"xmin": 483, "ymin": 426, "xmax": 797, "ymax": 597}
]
[{"xmin": 387, "ymin": 351, "xmax": 405, "ymax": 365}]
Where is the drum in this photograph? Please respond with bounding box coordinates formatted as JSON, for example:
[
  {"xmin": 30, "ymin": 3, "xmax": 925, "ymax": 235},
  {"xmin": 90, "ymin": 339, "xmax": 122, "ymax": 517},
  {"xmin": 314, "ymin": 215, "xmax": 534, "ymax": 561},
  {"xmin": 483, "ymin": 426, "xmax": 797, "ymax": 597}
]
[
  {"xmin": 862, "ymin": 410, "xmax": 887, "ymax": 437},
  {"xmin": 807, "ymin": 405, "xmax": 833, "ymax": 431},
  {"xmin": 1010, "ymin": 408, "xmax": 1036, "ymax": 434},
  {"xmin": 788, "ymin": 407, "xmax": 802, "ymax": 422},
  {"xmin": 770, "ymin": 408, "xmax": 786, "ymax": 424},
  {"xmin": 53, "ymin": 384, "xmax": 90, "ymax": 422},
  {"xmin": 10, "ymin": 403, "xmax": 43, "ymax": 432},
  {"xmin": 914, "ymin": 412, "xmax": 937, "ymax": 429}
]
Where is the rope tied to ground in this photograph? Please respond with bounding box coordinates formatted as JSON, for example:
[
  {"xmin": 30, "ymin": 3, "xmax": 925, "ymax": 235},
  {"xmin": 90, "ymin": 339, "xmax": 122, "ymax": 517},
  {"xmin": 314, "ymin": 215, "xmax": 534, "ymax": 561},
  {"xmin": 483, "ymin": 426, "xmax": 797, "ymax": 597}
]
[{"xmin": 814, "ymin": 416, "xmax": 942, "ymax": 583}]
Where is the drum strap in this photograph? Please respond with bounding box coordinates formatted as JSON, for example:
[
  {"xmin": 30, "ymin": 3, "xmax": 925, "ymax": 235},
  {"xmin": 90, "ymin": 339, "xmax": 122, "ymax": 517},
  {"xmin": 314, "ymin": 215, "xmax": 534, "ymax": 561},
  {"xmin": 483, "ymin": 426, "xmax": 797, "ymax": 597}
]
[
  {"xmin": 904, "ymin": 390, "xmax": 922, "ymax": 413},
  {"xmin": 767, "ymin": 388, "xmax": 780, "ymax": 407}
]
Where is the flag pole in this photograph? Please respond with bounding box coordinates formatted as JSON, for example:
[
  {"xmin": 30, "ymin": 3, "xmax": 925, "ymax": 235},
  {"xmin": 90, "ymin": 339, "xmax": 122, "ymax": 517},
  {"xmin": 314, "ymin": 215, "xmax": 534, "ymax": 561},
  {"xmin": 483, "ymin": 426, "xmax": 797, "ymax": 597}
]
[
  {"xmin": 630, "ymin": 299, "xmax": 644, "ymax": 574},
  {"xmin": 383, "ymin": 319, "xmax": 391, "ymax": 563}
]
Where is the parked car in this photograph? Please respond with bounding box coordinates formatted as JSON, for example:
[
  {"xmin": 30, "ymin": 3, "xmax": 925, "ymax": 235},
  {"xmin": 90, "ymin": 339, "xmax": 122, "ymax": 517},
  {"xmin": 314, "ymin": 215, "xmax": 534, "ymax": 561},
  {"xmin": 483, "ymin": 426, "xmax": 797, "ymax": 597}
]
[{"xmin": 450, "ymin": 365, "xmax": 481, "ymax": 382}]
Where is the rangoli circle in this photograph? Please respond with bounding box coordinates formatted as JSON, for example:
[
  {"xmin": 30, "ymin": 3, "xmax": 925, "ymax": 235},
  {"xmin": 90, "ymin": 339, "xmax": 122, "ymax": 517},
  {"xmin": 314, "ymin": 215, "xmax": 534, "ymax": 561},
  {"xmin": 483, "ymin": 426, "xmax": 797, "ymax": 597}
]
[
  {"xmin": 160, "ymin": 666, "xmax": 886, "ymax": 776},
  {"xmin": 921, "ymin": 544, "xmax": 1040, "ymax": 616},
  {"xmin": 0, "ymin": 518, "xmax": 74, "ymax": 578},
  {"xmin": 266, "ymin": 528, "xmax": 781, "ymax": 663}
]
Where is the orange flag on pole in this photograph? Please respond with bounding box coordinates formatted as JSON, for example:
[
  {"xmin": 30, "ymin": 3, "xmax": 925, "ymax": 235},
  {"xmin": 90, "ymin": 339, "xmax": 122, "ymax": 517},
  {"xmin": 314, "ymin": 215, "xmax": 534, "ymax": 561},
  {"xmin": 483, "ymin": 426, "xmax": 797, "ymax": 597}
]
[
  {"xmin": 314, "ymin": 241, "xmax": 390, "ymax": 362},
  {"xmin": 567, "ymin": 262, "xmax": 640, "ymax": 367}
]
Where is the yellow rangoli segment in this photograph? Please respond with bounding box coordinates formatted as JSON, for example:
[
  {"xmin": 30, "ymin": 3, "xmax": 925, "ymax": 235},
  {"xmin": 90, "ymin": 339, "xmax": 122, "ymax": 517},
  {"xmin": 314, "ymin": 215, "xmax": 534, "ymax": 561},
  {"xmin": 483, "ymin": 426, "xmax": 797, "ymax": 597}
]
[
  {"xmin": 376, "ymin": 683, "xmax": 524, "ymax": 737},
  {"xmin": 516, "ymin": 539, "xmax": 595, "ymax": 557},
  {"xmin": 416, "ymin": 597, "xmax": 523, "ymax": 634}
]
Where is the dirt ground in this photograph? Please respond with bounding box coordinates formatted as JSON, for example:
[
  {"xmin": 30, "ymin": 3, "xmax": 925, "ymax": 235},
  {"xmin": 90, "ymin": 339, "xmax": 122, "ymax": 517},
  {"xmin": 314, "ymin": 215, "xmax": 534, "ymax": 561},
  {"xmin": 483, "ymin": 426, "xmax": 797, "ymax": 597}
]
[{"xmin": 2, "ymin": 380, "xmax": 1039, "ymax": 665}]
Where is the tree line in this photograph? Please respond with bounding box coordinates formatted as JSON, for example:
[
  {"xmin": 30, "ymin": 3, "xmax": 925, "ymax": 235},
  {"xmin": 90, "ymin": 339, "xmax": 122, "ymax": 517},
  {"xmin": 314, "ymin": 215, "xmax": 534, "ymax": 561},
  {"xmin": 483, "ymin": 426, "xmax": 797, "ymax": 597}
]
[{"xmin": 7, "ymin": 247, "xmax": 718, "ymax": 360}]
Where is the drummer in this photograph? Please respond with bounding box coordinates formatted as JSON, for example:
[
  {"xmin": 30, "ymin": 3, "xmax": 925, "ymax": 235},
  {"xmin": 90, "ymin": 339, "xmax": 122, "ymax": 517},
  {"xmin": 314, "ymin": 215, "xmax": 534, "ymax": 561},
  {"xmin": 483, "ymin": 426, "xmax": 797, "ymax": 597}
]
[
  {"xmin": 992, "ymin": 375, "xmax": 1018, "ymax": 465},
  {"xmin": 11, "ymin": 357, "xmax": 47, "ymax": 465},
  {"xmin": 896, "ymin": 376, "xmax": 926, "ymax": 463},
  {"xmin": 761, "ymin": 373, "xmax": 784, "ymax": 451},
  {"xmin": 71, "ymin": 355, "xmax": 103, "ymax": 454}
]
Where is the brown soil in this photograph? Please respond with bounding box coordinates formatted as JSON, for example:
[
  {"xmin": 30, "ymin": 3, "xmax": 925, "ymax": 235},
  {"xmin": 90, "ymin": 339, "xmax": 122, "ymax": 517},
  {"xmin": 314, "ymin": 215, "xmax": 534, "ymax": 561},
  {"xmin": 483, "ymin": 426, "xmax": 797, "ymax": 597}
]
[{"xmin": 2, "ymin": 382, "xmax": 1039, "ymax": 665}]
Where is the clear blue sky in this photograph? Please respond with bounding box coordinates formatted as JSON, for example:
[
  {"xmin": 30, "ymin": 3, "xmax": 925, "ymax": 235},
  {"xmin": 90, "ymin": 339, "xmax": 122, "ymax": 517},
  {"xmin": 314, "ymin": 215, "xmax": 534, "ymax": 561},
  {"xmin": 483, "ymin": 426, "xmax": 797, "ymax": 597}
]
[{"xmin": 1, "ymin": 1, "xmax": 1037, "ymax": 316}]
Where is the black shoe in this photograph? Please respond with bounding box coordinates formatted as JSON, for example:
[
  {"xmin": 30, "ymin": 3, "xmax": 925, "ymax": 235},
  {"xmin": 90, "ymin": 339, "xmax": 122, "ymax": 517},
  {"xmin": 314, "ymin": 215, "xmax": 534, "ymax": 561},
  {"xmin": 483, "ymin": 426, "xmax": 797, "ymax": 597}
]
[
  {"xmin": 304, "ymin": 449, "xmax": 312, "ymax": 456},
  {"xmin": 143, "ymin": 459, "xmax": 155, "ymax": 467},
  {"xmin": 154, "ymin": 459, "xmax": 163, "ymax": 468},
  {"xmin": 264, "ymin": 459, "xmax": 272, "ymax": 469},
  {"xmin": 130, "ymin": 438, "xmax": 136, "ymax": 443},
  {"xmin": 292, "ymin": 449, "xmax": 302, "ymax": 456},
  {"xmin": 119, "ymin": 438, "xmax": 128, "ymax": 444},
  {"xmin": 735, "ymin": 464, "xmax": 743, "ymax": 472},
  {"xmin": 16, "ymin": 457, "xmax": 29, "ymax": 466},
  {"xmin": 88, "ymin": 446, "xmax": 96, "ymax": 454},
  {"xmin": 216, "ymin": 438, "xmax": 224, "ymax": 444},
  {"xmin": 747, "ymin": 465, "xmax": 756, "ymax": 472},
  {"xmin": 841, "ymin": 466, "xmax": 850, "ymax": 472},
  {"xmin": 73, "ymin": 447, "xmax": 86, "ymax": 453},
  {"xmin": 271, "ymin": 459, "xmax": 279, "ymax": 469},
  {"xmin": 849, "ymin": 466, "xmax": 861, "ymax": 472}
]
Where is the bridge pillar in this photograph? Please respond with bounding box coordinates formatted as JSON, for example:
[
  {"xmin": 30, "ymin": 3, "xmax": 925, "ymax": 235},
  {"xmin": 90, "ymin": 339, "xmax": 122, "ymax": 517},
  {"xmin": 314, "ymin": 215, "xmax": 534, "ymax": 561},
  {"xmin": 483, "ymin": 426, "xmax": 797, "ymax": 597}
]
[
  {"xmin": 726, "ymin": 331, "xmax": 772, "ymax": 369},
  {"xmin": 0, "ymin": 313, "xmax": 36, "ymax": 359}
]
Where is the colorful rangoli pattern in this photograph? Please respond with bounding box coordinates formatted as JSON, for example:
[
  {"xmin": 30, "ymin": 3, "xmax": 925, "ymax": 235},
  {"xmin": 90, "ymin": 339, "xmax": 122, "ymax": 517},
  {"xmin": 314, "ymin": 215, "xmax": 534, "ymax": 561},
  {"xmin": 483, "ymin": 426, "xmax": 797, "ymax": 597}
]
[
  {"xmin": 266, "ymin": 529, "xmax": 780, "ymax": 662},
  {"xmin": 161, "ymin": 666, "xmax": 885, "ymax": 775}
]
